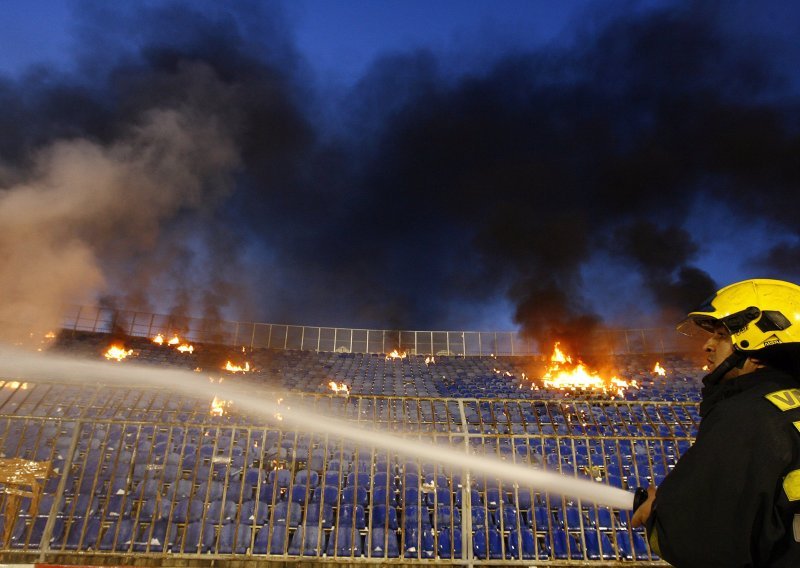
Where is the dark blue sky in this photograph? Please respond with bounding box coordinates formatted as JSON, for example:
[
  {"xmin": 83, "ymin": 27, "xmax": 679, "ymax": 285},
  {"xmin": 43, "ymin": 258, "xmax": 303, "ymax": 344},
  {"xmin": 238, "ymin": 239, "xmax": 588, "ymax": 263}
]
[{"xmin": 1, "ymin": 1, "xmax": 799, "ymax": 343}]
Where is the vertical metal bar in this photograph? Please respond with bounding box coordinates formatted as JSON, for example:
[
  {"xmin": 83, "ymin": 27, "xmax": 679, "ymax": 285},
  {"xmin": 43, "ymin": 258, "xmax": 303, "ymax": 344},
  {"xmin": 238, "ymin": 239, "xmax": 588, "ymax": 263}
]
[{"xmin": 300, "ymin": 326, "xmax": 306, "ymax": 351}]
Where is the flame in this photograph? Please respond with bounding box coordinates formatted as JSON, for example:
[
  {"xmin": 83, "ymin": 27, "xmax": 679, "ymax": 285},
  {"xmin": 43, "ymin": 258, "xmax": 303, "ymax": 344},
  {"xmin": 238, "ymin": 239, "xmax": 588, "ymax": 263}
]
[
  {"xmin": 210, "ymin": 396, "xmax": 230, "ymax": 416},
  {"xmin": 550, "ymin": 343, "xmax": 572, "ymax": 364},
  {"xmin": 44, "ymin": 331, "xmax": 56, "ymax": 339},
  {"xmin": 386, "ymin": 349, "xmax": 407, "ymax": 360},
  {"xmin": 104, "ymin": 345, "xmax": 133, "ymax": 362},
  {"xmin": 224, "ymin": 361, "xmax": 251, "ymax": 373},
  {"xmin": 152, "ymin": 334, "xmax": 164, "ymax": 345},
  {"xmin": 3, "ymin": 381, "xmax": 28, "ymax": 389},
  {"xmin": 702, "ymin": 364, "xmax": 709, "ymax": 371},
  {"xmin": 177, "ymin": 344, "xmax": 194, "ymax": 354},
  {"xmin": 328, "ymin": 381, "xmax": 350, "ymax": 395},
  {"xmin": 168, "ymin": 335, "xmax": 180, "ymax": 345},
  {"xmin": 540, "ymin": 342, "xmax": 636, "ymax": 398},
  {"xmin": 425, "ymin": 356, "xmax": 436, "ymax": 365},
  {"xmin": 653, "ymin": 361, "xmax": 667, "ymax": 376}
]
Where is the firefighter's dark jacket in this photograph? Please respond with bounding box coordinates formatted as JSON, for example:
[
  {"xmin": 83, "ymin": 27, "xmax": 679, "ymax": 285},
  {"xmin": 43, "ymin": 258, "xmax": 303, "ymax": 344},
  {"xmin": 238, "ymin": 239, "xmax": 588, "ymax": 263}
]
[{"xmin": 646, "ymin": 367, "xmax": 800, "ymax": 567}]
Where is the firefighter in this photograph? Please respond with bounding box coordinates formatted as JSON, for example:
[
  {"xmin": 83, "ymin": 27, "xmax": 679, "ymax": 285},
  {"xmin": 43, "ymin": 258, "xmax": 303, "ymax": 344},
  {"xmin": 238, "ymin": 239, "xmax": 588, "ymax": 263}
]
[{"xmin": 631, "ymin": 278, "xmax": 800, "ymax": 567}]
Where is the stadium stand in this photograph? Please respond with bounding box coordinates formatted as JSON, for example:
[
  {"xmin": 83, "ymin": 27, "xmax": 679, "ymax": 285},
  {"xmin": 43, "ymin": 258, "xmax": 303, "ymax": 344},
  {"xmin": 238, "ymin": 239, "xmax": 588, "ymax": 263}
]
[{"xmin": 0, "ymin": 323, "xmax": 703, "ymax": 566}]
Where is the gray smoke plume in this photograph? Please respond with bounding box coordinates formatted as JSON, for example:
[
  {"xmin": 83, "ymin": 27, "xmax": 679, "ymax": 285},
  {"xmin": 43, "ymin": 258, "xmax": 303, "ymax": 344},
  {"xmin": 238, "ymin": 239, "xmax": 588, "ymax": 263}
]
[{"xmin": 1, "ymin": 1, "xmax": 799, "ymax": 348}]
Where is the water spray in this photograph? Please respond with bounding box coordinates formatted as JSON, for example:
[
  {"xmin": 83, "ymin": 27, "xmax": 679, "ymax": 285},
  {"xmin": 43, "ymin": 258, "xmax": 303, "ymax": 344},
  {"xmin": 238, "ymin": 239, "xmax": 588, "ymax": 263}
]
[{"xmin": 0, "ymin": 345, "xmax": 641, "ymax": 511}]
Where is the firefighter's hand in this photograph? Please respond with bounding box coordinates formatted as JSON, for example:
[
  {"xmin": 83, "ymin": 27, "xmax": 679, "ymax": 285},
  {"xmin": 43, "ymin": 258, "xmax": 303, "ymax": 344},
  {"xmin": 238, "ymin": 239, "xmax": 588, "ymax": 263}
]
[{"xmin": 631, "ymin": 485, "xmax": 657, "ymax": 528}]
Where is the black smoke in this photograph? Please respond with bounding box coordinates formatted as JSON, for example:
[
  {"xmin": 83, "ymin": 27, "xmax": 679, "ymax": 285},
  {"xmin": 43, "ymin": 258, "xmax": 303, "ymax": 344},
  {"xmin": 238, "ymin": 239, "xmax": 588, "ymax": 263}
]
[{"xmin": 1, "ymin": 1, "xmax": 799, "ymax": 348}]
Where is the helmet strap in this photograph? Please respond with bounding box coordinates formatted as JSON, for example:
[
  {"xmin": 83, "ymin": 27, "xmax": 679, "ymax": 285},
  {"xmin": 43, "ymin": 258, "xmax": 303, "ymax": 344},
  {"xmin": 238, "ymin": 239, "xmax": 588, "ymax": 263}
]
[{"xmin": 702, "ymin": 350, "xmax": 748, "ymax": 389}]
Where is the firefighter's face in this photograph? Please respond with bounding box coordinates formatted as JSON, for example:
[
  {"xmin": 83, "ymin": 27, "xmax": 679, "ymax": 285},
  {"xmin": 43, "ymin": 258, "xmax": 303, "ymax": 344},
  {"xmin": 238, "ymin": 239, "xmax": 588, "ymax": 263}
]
[
  {"xmin": 704, "ymin": 325, "xmax": 734, "ymax": 373},
  {"xmin": 703, "ymin": 325, "xmax": 760, "ymax": 380}
]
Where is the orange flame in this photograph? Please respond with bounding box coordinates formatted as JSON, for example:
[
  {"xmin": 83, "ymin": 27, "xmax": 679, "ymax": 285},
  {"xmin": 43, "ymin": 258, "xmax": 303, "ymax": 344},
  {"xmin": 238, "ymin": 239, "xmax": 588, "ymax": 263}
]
[
  {"xmin": 328, "ymin": 381, "xmax": 350, "ymax": 395},
  {"xmin": 224, "ymin": 361, "xmax": 251, "ymax": 373},
  {"xmin": 210, "ymin": 396, "xmax": 229, "ymax": 416},
  {"xmin": 386, "ymin": 349, "xmax": 407, "ymax": 360},
  {"xmin": 540, "ymin": 342, "xmax": 636, "ymax": 398},
  {"xmin": 152, "ymin": 334, "xmax": 165, "ymax": 345},
  {"xmin": 425, "ymin": 356, "xmax": 436, "ymax": 365},
  {"xmin": 653, "ymin": 361, "xmax": 667, "ymax": 376},
  {"xmin": 177, "ymin": 344, "xmax": 194, "ymax": 354},
  {"xmin": 104, "ymin": 345, "xmax": 133, "ymax": 362},
  {"xmin": 3, "ymin": 381, "xmax": 28, "ymax": 389},
  {"xmin": 168, "ymin": 335, "xmax": 180, "ymax": 345}
]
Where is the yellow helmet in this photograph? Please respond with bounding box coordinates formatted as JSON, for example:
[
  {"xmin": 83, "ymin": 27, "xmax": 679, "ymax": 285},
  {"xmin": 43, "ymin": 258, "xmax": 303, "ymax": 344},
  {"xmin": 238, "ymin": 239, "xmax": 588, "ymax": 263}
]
[{"xmin": 678, "ymin": 278, "xmax": 800, "ymax": 353}]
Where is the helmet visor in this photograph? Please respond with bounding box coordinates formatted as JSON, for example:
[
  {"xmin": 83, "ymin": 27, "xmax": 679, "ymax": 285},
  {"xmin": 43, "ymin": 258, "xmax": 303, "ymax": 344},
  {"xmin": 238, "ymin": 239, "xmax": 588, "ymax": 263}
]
[{"xmin": 676, "ymin": 315, "xmax": 719, "ymax": 337}]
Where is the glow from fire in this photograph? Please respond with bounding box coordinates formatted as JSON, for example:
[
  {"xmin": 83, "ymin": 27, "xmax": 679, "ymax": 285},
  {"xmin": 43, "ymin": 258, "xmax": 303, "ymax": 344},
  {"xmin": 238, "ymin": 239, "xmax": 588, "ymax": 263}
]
[
  {"xmin": 104, "ymin": 345, "xmax": 133, "ymax": 362},
  {"xmin": 177, "ymin": 344, "xmax": 194, "ymax": 354},
  {"xmin": 702, "ymin": 364, "xmax": 709, "ymax": 371},
  {"xmin": 540, "ymin": 342, "xmax": 636, "ymax": 398},
  {"xmin": 210, "ymin": 396, "xmax": 231, "ymax": 416},
  {"xmin": 168, "ymin": 335, "xmax": 180, "ymax": 345},
  {"xmin": 44, "ymin": 331, "xmax": 56, "ymax": 339},
  {"xmin": 328, "ymin": 381, "xmax": 350, "ymax": 395},
  {"xmin": 224, "ymin": 361, "xmax": 251, "ymax": 373},
  {"xmin": 386, "ymin": 349, "xmax": 407, "ymax": 360},
  {"xmin": 3, "ymin": 381, "xmax": 28, "ymax": 389},
  {"xmin": 152, "ymin": 334, "xmax": 164, "ymax": 345},
  {"xmin": 653, "ymin": 361, "xmax": 667, "ymax": 376},
  {"xmin": 425, "ymin": 356, "xmax": 436, "ymax": 365}
]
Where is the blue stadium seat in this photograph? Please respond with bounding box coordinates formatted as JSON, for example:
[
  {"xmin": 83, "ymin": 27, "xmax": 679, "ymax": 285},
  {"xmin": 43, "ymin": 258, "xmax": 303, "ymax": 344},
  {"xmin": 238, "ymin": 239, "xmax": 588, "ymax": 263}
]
[
  {"xmin": 551, "ymin": 528, "xmax": 581, "ymax": 560},
  {"xmin": 304, "ymin": 502, "xmax": 334, "ymax": 528},
  {"xmin": 403, "ymin": 527, "xmax": 435, "ymax": 558},
  {"xmin": 508, "ymin": 528, "xmax": 542, "ymax": 560},
  {"xmin": 433, "ymin": 527, "xmax": 459, "ymax": 558},
  {"xmin": 371, "ymin": 503, "xmax": 398, "ymax": 529},
  {"xmin": 266, "ymin": 523, "xmax": 289, "ymax": 555},
  {"xmin": 272, "ymin": 501, "xmax": 302, "ymax": 527},
  {"xmin": 218, "ymin": 523, "xmax": 251, "ymax": 554},
  {"xmin": 313, "ymin": 484, "xmax": 340, "ymax": 505},
  {"xmin": 326, "ymin": 525, "xmax": 363, "ymax": 557},
  {"xmin": 585, "ymin": 530, "xmax": 615, "ymax": 560},
  {"xmin": 288, "ymin": 524, "xmax": 321, "ymax": 555},
  {"xmin": 370, "ymin": 527, "xmax": 400, "ymax": 557}
]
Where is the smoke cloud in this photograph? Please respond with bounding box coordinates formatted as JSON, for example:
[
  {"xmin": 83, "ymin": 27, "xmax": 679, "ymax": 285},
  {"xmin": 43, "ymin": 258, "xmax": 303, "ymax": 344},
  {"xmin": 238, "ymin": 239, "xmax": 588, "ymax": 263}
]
[{"xmin": 1, "ymin": 1, "xmax": 798, "ymax": 347}]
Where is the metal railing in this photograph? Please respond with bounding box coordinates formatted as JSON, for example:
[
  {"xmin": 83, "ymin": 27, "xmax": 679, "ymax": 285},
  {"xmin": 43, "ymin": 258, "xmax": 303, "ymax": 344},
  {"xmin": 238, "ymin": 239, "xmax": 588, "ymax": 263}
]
[
  {"xmin": 0, "ymin": 379, "xmax": 686, "ymax": 566},
  {"xmin": 61, "ymin": 306, "xmax": 695, "ymax": 356}
]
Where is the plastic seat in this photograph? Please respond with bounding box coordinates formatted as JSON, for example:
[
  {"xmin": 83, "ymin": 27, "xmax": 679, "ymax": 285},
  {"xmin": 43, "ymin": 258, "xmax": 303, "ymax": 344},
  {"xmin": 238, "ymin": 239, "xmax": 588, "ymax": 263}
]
[
  {"xmin": 403, "ymin": 505, "xmax": 432, "ymax": 529},
  {"xmin": 268, "ymin": 523, "xmax": 289, "ymax": 555},
  {"xmin": 585, "ymin": 530, "xmax": 615, "ymax": 560},
  {"xmin": 370, "ymin": 527, "xmax": 400, "ymax": 557},
  {"xmin": 304, "ymin": 502, "xmax": 334, "ymax": 528},
  {"xmin": 342, "ymin": 485, "xmax": 368, "ymax": 506},
  {"xmin": 294, "ymin": 469, "xmax": 319, "ymax": 487},
  {"xmin": 337, "ymin": 504, "xmax": 366, "ymax": 529},
  {"xmin": 288, "ymin": 524, "xmax": 322, "ymax": 555},
  {"xmin": 435, "ymin": 505, "xmax": 461, "ymax": 528},
  {"xmin": 471, "ymin": 506, "xmax": 487, "ymax": 528},
  {"xmin": 371, "ymin": 504, "xmax": 398, "ymax": 529},
  {"xmin": 272, "ymin": 501, "xmax": 302, "ymax": 527},
  {"xmin": 197, "ymin": 480, "xmax": 224, "ymax": 501},
  {"xmin": 326, "ymin": 525, "xmax": 363, "ymax": 557},
  {"xmin": 207, "ymin": 499, "xmax": 237, "ymax": 524},
  {"xmin": 218, "ymin": 523, "xmax": 251, "ymax": 554},
  {"xmin": 508, "ymin": 528, "xmax": 541, "ymax": 559},
  {"xmin": 371, "ymin": 485, "xmax": 397, "ymax": 507},
  {"xmin": 313, "ymin": 484, "xmax": 340, "ymax": 505},
  {"xmin": 99, "ymin": 519, "xmax": 134, "ymax": 551},
  {"xmin": 289, "ymin": 484, "xmax": 310, "ymax": 504},
  {"xmin": 181, "ymin": 520, "xmax": 216, "ymax": 553},
  {"xmin": 403, "ymin": 526, "xmax": 435, "ymax": 558},
  {"xmin": 267, "ymin": 469, "xmax": 292, "ymax": 489},
  {"xmin": 551, "ymin": 528, "xmax": 581, "ymax": 560},
  {"xmin": 437, "ymin": 528, "xmax": 462, "ymax": 558},
  {"xmin": 171, "ymin": 498, "xmax": 204, "ymax": 523}
]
